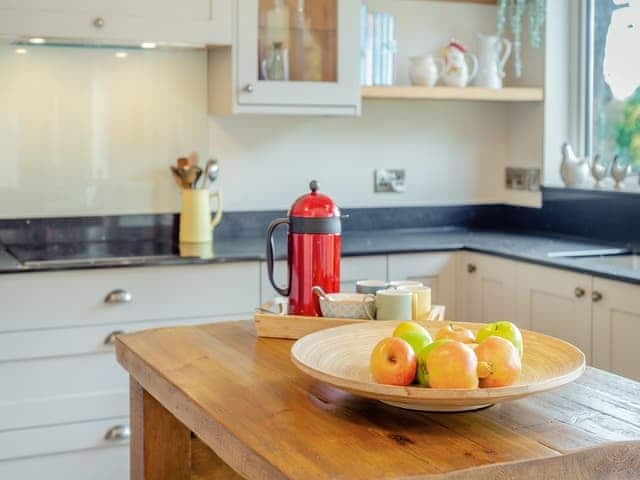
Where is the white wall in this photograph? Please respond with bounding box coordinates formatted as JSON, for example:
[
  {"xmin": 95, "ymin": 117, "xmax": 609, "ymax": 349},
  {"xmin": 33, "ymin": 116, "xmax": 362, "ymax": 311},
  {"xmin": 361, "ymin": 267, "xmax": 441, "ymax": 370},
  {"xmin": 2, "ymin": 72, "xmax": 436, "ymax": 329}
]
[
  {"xmin": 0, "ymin": 45, "xmax": 207, "ymax": 219},
  {"xmin": 543, "ymin": 0, "xmax": 575, "ymax": 187},
  {"xmin": 0, "ymin": 1, "xmax": 523, "ymax": 218},
  {"xmin": 210, "ymin": 99, "xmax": 508, "ymax": 211},
  {"xmin": 212, "ymin": 0, "xmax": 509, "ymax": 211}
]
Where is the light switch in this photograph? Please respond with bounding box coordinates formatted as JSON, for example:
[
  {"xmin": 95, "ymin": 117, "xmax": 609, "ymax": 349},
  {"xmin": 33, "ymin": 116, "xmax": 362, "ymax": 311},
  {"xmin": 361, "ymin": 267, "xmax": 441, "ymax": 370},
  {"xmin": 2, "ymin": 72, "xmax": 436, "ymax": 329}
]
[{"xmin": 374, "ymin": 169, "xmax": 406, "ymax": 193}]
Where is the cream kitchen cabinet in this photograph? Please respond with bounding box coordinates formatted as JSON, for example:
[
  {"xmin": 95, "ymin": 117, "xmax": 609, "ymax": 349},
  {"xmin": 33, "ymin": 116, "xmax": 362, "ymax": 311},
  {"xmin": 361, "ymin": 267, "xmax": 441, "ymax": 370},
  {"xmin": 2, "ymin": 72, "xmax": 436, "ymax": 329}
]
[
  {"xmin": 261, "ymin": 259, "xmax": 287, "ymax": 305},
  {"xmin": 592, "ymin": 277, "xmax": 640, "ymax": 381},
  {"xmin": 340, "ymin": 255, "xmax": 388, "ymax": 293},
  {"xmin": 0, "ymin": 0, "xmax": 231, "ymax": 46},
  {"xmin": 0, "ymin": 262, "xmax": 259, "ymax": 331},
  {"xmin": 0, "ymin": 261, "xmax": 259, "ymax": 480},
  {"xmin": 457, "ymin": 252, "xmax": 517, "ymax": 326},
  {"xmin": 209, "ymin": 0, "xmax": 361, "ymax": 116},
  {"xmin": 456, "ymin": 254, "xmax": 640, "ymax": 378},
  {"xmin": 263, "ymin": 253, "xmax": 454, "ymax": 316},
  {"xmin": 515, "ymin": 262, "xmax": 593, "ymax": 362},
  {"xmin": 0, "ymin": 444, "xmax": 129, "ymax": 480},
  {"xmin": 387, "ymin": 253, "xmax": 457, "ymax": 320}
]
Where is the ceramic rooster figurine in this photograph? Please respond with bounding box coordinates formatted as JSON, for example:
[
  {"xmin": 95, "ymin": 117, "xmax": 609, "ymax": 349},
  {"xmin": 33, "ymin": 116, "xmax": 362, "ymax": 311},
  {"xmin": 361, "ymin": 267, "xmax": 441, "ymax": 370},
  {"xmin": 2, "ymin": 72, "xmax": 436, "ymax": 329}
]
[
  {"xmin": 440, "ymin": 40, "xmax": 478, "ymax": 88},
  {"xmin": 611, "ymin": 155, "xmax": 632, "ymax": 189},
  {"xmin": 560, "ymin": 142, "xmax": 591, "ymax": 188}
]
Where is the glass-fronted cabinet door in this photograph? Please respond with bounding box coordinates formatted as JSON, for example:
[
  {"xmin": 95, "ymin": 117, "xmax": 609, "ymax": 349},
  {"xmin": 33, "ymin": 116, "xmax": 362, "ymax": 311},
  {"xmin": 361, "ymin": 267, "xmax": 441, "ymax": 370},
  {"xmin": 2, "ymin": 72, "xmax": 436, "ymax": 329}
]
[{"xmin": 237, "ymin": 0, "xmax": 360, "ymax": 114}]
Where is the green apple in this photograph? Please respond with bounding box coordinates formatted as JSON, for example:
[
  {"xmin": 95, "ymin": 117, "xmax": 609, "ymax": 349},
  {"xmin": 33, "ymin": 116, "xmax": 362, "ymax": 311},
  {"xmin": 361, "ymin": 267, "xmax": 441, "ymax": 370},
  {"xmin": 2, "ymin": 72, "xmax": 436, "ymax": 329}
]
[
  {"xmin": 415, "ymin": 339, "xmax": 452, "ymax": 386},
  {"xmin": 475, "ymin": 321, "xmax": 523, "ymax": 358},
  {"xmin": 398, "ymin": 330, "xmax": 432, "ymax": 356},
  {"xmin": 393, "ymin": 321, "xmax": 430, "ymax": 339}
]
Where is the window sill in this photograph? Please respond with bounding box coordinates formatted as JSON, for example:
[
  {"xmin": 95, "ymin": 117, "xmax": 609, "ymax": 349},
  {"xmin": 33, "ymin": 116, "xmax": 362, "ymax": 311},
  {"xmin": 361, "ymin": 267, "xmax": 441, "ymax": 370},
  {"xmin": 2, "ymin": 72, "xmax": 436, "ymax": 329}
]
[{"xmin": 542, "ymin": 184, "xmax": 640, "ymax": 199}]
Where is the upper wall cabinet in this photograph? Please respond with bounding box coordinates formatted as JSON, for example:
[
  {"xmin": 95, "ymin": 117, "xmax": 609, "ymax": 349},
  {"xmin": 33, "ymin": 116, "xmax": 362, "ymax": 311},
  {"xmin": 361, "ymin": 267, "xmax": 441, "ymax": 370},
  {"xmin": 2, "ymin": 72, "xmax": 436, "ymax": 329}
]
[
  {"xmin": 209, "ymin": 0, "xmax": 361, "ymax": 116},
  {"xmin": 0, "ymin": 0, "xmax": 231, "ymax": 46}
]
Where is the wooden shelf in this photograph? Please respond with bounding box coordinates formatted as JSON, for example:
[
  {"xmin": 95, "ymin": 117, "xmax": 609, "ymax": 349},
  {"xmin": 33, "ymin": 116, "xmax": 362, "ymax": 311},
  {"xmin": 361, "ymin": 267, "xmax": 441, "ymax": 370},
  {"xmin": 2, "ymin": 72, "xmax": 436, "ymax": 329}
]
[{"xmin": 361, "ymin": 86, "xmax": 544, "ymax": 103}]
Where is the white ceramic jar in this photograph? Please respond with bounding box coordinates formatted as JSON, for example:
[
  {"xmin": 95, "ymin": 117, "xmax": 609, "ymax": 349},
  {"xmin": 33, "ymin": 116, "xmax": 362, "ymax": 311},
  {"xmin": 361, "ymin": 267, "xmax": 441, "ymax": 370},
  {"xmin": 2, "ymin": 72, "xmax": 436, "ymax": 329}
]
[{"xmin": 409, "ymin": 54, "xmax": 442, "ymax": 87}]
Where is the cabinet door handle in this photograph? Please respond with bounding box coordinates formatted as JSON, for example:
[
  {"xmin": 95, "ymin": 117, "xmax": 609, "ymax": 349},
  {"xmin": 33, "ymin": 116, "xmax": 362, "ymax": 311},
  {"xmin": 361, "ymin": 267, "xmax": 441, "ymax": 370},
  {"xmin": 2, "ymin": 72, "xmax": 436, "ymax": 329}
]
[
  {"xmin": 244, "ymin": 83, "xmax": 255, "ymax": 93},
  {"xmin": 104, "ymin": 425, "xmax": 130, "ymax": 442},
  {"xmin": 574, "ymin": 287, "xmax": 585, "ymax": 298},
  {"xmin": 467, "ymin": 263, "xmax": 477, "ymax": 274},
  {"xmin": 104, "ymin": 289, "xmax": 132, "ymax": 304},
  {"xmin": 592, "ymin": 291, "xmax": 603, "ymax": 302},
  {"xmin": 93, "ymin": 17, "xmax": 105, "ymax": 28},
  {"xmin": 104, "ymin": 330, "xmax": 125, "ymax": 346}
]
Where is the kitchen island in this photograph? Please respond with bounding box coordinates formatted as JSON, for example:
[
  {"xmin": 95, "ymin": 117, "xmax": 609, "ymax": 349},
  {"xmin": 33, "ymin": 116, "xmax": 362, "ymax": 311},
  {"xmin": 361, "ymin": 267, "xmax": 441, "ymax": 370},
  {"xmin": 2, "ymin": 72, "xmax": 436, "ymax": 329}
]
[{"xmin": 116, "ymin": 321, "xmax": 640, "ymax": 479}]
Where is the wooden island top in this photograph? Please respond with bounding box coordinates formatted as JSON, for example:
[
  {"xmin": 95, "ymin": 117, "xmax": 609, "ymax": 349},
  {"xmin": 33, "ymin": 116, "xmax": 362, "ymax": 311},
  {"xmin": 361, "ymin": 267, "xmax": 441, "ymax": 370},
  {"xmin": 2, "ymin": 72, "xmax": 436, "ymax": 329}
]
[{"xmin": 116, "ymin": 321, "xmax": 640, "ymax": 480}]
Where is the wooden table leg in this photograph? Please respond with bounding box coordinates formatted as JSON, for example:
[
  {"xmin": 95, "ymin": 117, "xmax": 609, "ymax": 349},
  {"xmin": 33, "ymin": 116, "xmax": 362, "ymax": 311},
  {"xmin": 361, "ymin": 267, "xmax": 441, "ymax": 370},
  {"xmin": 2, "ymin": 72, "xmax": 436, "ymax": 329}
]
[{"xmin": 130, "ymin": 377, "xmax": 191, "ymax": 480}]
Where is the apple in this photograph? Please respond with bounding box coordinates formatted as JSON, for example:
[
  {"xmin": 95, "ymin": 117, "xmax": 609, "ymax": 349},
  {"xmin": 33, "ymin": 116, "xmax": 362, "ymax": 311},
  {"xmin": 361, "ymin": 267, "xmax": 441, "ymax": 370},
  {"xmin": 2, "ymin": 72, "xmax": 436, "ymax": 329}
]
[
  {"xmin": 475, "ymin": 336, "xmax": 522, "ymax": 387},
  {"xmin": 397, "ymin": 330, "xmax": 432, "ymax": 357},
  {"xmin": 393, "ymin": 321, "xmax": 431, "ymax": 340},
  {"xmin": 370, "ymin": 337, "xmax": 417, "ymax": 386},
  {"xmin": 426, "ymin": 341, "xmax": 479, "ymax": 389},
  {"xmin": 475, "ymin": 321, "xmax": 523, "ymax": 358},
  {"xmin": 435, "ymin": 323, "xmax": 475, "ymax": 344},
  {"xmin": 415, "ymin": 338, "xmax": 452, "ymax": 386}
]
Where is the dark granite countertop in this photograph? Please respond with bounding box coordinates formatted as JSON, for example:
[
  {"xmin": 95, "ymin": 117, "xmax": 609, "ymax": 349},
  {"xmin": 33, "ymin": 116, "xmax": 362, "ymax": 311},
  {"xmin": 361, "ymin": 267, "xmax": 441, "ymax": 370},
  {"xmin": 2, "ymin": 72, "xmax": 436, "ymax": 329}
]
[{"xmin": 1, "ymin": 227, "xmax": 638, "ymax": 285}]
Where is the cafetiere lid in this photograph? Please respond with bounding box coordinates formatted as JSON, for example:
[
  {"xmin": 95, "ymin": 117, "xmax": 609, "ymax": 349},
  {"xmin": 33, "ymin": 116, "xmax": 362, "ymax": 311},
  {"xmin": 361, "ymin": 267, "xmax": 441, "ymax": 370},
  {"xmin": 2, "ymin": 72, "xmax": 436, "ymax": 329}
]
[
  {"xmin": 288, "ymin": 181, "xmax": 342, "ymax": 234},
  {"xmin": 289, "ymin": 180, "xmax": 340, "ymax": 218}
]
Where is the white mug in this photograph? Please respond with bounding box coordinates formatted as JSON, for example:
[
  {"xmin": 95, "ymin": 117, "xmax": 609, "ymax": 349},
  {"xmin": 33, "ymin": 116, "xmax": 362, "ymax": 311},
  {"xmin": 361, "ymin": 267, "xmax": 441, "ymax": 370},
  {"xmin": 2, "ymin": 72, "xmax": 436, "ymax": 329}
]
[
  {"xmin": 364, "ymin": 289, "xmax": 413, "ymax": 321},
  {"xmin": 398, "ymin": 286, "xmax": 432, "ymax": 321}
]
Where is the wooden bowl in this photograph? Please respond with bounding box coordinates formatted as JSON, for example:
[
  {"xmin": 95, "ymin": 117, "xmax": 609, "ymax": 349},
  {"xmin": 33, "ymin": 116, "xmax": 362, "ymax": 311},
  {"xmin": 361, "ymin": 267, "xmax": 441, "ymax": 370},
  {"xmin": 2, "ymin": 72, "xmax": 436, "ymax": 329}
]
[{"xmin": 291, "ymin": 320, "xmax": 585, "ymax": 412}]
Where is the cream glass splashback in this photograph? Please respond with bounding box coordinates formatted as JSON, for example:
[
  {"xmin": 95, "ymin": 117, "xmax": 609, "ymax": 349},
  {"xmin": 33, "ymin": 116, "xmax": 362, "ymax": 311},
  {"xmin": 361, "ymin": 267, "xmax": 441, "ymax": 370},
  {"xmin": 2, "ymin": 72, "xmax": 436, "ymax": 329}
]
[{"xmin": 0, "ymin": 45, "xmax": 208, "ymax": 218}]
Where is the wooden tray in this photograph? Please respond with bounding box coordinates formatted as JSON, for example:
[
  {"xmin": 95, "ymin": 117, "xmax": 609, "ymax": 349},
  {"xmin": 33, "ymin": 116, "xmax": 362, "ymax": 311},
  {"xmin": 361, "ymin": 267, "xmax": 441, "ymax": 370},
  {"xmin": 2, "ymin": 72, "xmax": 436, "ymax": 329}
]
[
  {"xmin": 254, "ymin": 304, "xmax": 446, "ymax": 340},
  {"xmin": 291, "ymin": 320, "xmax": 586, "ymax": 412}
]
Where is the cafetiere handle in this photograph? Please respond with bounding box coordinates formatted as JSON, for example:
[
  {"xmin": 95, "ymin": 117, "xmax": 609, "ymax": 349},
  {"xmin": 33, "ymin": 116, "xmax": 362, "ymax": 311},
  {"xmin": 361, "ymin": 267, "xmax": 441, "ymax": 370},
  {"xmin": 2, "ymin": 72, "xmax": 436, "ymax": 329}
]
[{"xmin": 266, "ymin": 218, "xmax": 290, "ymax": 297}]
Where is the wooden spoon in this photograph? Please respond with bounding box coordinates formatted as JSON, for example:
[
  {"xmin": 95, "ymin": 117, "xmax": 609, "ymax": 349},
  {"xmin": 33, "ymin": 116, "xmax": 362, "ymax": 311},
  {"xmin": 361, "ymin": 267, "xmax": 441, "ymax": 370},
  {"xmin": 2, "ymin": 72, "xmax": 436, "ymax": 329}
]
[
  {"xmin": 177, "ymin": 157, "xmax": 189, "ymax": 170},
  {"xmin": 170, "ymin": 166, "xmax": 187, "ymax": 189},
  {"xmin": 188, "ymin": 151, "xmax": 199, "ymax": 167},
  {"xmin": 184, "ymin": 166, "xmax": 203, "ymax": 189}
]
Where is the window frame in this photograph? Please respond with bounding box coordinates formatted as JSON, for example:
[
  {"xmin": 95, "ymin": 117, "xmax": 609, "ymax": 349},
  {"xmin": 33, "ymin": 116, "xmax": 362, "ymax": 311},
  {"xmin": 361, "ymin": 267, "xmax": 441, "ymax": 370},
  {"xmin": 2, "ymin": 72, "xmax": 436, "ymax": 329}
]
[
  {"xmin": 582, "ymin": 0, "xmax": 640, "ymax": 174},
  {"xmin": 582, "ymin": 0, "xmax": 594, "ymax": 159}
]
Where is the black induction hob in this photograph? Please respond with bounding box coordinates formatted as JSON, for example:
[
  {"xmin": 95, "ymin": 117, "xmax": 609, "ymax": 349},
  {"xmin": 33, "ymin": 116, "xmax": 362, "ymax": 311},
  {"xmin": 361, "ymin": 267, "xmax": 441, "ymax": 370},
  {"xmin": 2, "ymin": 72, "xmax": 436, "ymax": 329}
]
[{"xmin": 8, "ymin": 241, "xmax": 178, "ymax": 267}]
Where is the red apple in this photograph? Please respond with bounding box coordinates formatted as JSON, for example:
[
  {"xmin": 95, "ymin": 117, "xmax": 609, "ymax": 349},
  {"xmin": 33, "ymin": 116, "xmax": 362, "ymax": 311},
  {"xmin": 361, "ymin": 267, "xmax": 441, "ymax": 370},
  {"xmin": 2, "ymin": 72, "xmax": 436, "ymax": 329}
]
[
  {"xmin": 475, "ymin": 321, "xmax": 524, "ymax": 358},
  {"xmin": 435, "ymin": 323, "xmax": 476, "ymax": 344},
  {"xmin": 475, "ymin": 336, "xmax": 522, "ymax": 387},
  {"xmin": 370, "ymin": 337, "xmax": 417, "ymax": 386},
  {"xmin": 426, "ymin": 341, "xmax": 479, "ymax": 389}
]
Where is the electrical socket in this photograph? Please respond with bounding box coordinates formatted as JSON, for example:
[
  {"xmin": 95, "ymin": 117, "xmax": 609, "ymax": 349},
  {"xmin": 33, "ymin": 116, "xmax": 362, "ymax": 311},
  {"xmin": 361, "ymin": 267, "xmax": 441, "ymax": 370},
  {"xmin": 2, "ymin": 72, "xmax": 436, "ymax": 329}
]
[
  {"xmin": 374, "ymin": 169, "xmax": 406, "ymax": 193},
  {"xmin": 506, "ymin": 167, "xmax": 541, "ymax": 191}
]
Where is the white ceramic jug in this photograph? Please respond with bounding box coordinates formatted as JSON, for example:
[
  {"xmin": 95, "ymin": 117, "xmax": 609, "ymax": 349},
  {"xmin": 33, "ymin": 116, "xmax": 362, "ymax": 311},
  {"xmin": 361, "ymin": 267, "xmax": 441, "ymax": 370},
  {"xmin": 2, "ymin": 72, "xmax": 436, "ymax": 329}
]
[
  {"xmin": 409, "ymin": 54, "xmax": 443, "ymax": 87},
  {"xmin": 440, "ymin": 40, "xmax": 478, "ymax": 88},
  {"xmin": 475, "ymin": 33, "xmax": 512, "ymax": 89}
]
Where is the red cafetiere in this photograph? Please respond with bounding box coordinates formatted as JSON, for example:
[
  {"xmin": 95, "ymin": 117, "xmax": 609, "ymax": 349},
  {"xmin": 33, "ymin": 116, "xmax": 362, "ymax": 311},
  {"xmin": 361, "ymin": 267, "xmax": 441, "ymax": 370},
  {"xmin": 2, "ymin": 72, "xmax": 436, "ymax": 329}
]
[{"xmin": 266, "ymin": 180, "xmax": 343, "ymax": 316}]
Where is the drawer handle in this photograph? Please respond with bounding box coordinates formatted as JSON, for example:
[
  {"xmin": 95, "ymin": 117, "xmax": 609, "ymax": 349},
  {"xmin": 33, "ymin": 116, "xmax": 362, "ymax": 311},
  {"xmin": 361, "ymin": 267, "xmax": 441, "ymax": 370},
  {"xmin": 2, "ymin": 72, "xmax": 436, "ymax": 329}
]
[
  {"xmin": 104, "ymin": 425, "xmax": 130, "ymax": 442},
  {"xmin": 93, "ymin": 16, "xmax": 105, "ymax": 28},
  {"xmin": 592, "ymin": 290, "xmax": 603, "ymax": 303},
  {"xmin": 574, "ymin": 287, "xmax": 585, "ymax": 298},
  {"xmin": 105, "ymin": 289, "xmax": 132, "ymax": 304},
  {"xmin": 467, "ymin": 263, "xmax": 477, "ymax": 274},
  {"xmin": 104, "ymin": 330, "xmax": 125, "ymax": 346}
]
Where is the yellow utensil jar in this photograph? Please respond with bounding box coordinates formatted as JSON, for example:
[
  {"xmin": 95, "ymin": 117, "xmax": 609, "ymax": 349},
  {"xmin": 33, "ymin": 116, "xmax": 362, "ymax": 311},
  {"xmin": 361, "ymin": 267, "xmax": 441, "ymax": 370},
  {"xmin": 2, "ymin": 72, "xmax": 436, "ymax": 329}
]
[{"xmin": 179, "ymin": 190, "xmax": 223, "ymax": 243}]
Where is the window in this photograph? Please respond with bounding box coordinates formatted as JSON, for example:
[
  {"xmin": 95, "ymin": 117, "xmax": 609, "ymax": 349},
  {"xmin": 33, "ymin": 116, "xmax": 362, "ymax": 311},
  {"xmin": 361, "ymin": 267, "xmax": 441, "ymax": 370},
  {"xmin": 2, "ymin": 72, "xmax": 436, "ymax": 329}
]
[{"xmin": 590, "ymin": 0, "xmax": 640, "ymax": 171}]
